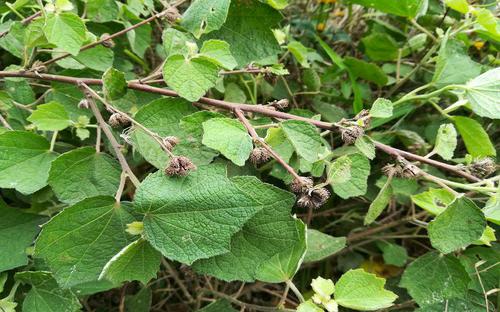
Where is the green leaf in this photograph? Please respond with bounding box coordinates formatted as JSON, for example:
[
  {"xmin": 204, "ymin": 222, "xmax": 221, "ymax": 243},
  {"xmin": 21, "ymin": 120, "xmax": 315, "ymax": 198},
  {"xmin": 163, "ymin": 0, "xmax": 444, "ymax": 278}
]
[
  {"xmin": 180, "ymin": 111, "xmax": 226, "ymax": 139},
  {"xmin": 103, "ymin": 68, "xmax": 128, "ymax": 101},
  {"xmin": 464, "ymin": 67, "xmax": 500, "ymax": 119},
  {"xmin": 281, "ymin": 120, "xmax": 322, "ymax": 162},
  {"xmin": 100, "ymin": 239, "xmax": 161, "ymax": 285},
  {"xmin": 134, "ymin": 164, "xmax": 290, "ymax": 265},
  {"xmin": 288, "ymin": 41, "xmax": 310, "ymax": 68},
  {"xmin": 199, "ymin": 39, "xmax": 237, "ymax": 70},
  {"xmin": 483, "ymin": 194, "xmax": 500, "ymax": 225},
  {"xmin": 364, "ymin": 178, "xmax": 393, "ymax": 225},
  {"xmin": 0, "ymin": 22, "xmax": 25, "ymax": 58},
  {"xmin": 344, "ymin": 57, "xmax": 388, "ymax": 87},
  {"xmin": 86, "ymin": 0, "xmax": 119, "ymax": 22},
  {"xmin": 334, "ymin": 269, "xmax": 398, "ymax": 310},
  {"xmin": 333, "ymin": 153, "xmax": 370, "ymax": 199},
  {"xmin": 0, "ymin": 131, "xmax": 57, "ymax": 194},
  {"xmin": 453, "ymin": 116, "xmax": 496, "ymax": 157},
  {"xmin": 72, "ymin": 45, "xmax": 114, "ymax": 72},
  {"xmin": 0, "ymin": 204, "xmax": 46, "ymax": 272},
  {"xmin": 163, "ymin": 55, "xmax": 219, "ymax": 102},
  {"xmin": 473, "ymin": 8, "xmax": 500, "ymax": 38},
  {"xmin": 192, "ymin": 174, "xmax": 302, "ymax": 282},
  {"xmin": 433, "ymin": 39, "xmax": 481, "ymax": 88},
  {"xmin": 15, "ymin": 271, "xmax": 81, "ymax": 312},
  {"xmin": 428, "ymin": 196, "xmax": 486, "ymax": 254},
  {"xmin": 400, "ymin": 252, "xmax": 470, "ymax": 306},
  {"xmin": 354, "ymin": 135, "xmax": 376, "ymax": 160},
  {"xmin": 303, "ymin": 69, "xmax": 322, "ymax": 92},
  {"xmin": 43, "ymin": 12, "xmax": 87, "ymax": 56},
  {"xmin": 198, "ymin": 299, "xmax": 237, "ymax": 312},
  {"xmin": 361, "ymin": 33, "xmax": 399, "ymax": 61},
  {"xmin": 264, "ymin": 127, "xmax": 294, "ymax": 162},
  {"xmin": 202, "ymin": 118, "xmax": 253, "ymax": 166},
  {"xmin": 125, "ymin": 287, "xmax": 152, "ymax": 312},
  {"xmin": 27, "ymin": 101, "xmax": 72, "ymax": 131},
  {"xmin": 349, "ymin": 0, "xmax": 425, "ymax": 17},
  {"xmin": 255, "ymin": 220, "xmax": 306, "ymax": 282},
  {"xmin": 433, "ymin": 123, "xmax": 457, "ymax": 160},
  {"xmin": 131, "ymin": 98, "xmax": 217, "ymax": 168},
  {"xmin": 411, "ymin": 188, "xmax": 455, "ymax": 215},
  {"xmin": 370, "ymin": 98, "xmax": 393, "ymax": 118},
  {"xmin": 181, "ymin": 0, "xmax": 231, "ymax": 38},
  {"xmin": 304, "ymin": 229, "xmax": 346, "ymax": 263},
  {"xmin": 376, "ymin": 241, "xmax": 407, "ymax": 267},
  {"xmin": 201, "ymin": 0, "xmax": 282, "ymax": 66},
  {"xmin": 327, "ymin": 156, "xmax": 352, "ymax": 185},
  {"xmin": 444, "ymin": 0, "xmax": 469, "ymax": 13},
  {"xmin": 125, "ymin": 20, "xmax": 151, "ymax": 58},
  {"xmin": 162, "ymin": 28, "xmax": 194, "ymax": 58},
  {"xmin": 35, "ymin": 196, "xmax": 134, "ymax": 288},
  {"xmin": 48, "ymin": 147, "xmax": 122, "ymax": 204},
  {"xmin": 297, "ymin": 301, "xmax": 323, "ymax": 312}
]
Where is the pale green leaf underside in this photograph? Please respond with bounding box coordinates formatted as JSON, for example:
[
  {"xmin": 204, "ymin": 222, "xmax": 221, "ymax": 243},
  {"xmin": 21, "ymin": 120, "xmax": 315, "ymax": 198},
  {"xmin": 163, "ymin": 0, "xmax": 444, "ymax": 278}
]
[
  {"xmin": 202, "ymin": 118, "xmax": 253, "ymax": 166},
  {"xmin": 100, "ymin": 239, "xmax": 161, "ymax": 285},
  {"xmin": 304, "ymin": 229, "xmax": 346, "ymax": 263},
  {"xmin": 334, "ymin": 269, "xmax": 398, "ymax": 310},
  {"xmin": 333, "ymin": 153, "xmax": 370, "ymax": 199},
  {"xmin": 464, "ymin": 67, "xmax": 500, "ymax": 119}
]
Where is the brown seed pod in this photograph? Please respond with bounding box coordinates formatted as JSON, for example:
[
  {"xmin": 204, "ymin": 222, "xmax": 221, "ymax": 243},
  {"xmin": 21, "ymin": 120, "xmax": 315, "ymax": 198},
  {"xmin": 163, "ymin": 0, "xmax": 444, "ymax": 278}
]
[
  {"xmin": 163, "ymin": 7, "xmax": 181, "ymax": 23},
  {"xmin": 100, "ymin": 33, "xmax": 115, "ymax": 48},
  {"xmin": 250, "ymin": 147, "xmax": 272, "ymax": 165},
  {"xmin": 108, "ymin": 113, "xmax": 129, "ymax": 128},
  {"xmin": 162, "ymin": 136, "xmax": 180, "ymax": 151},
  {"xmin": 340, "ymin": 126, "xmax": 364, "ymax": 145},
  {"xmin": 468, "ymin": 157, "xmax": 496, "ymax": 178},
  {"xmin": 165, "ymin": 156, "xmax": 197, "ymax": 177},
  {"xmin": 78, "ymin": 98, "xmax": 89, "ymax": 109},
  {"xmin": 297, "ymin": 187, "xmax": 330, "ymax": 209},
  {"xmin": 290, "ymin": 176, "xmax": 314, "ymax": 194}
]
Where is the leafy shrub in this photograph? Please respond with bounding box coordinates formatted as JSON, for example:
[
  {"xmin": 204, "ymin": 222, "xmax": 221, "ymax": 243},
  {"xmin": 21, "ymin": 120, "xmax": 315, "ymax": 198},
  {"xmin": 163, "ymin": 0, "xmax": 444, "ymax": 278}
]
[{"xmin": 0, "ymin": 0, "xmax": 498, "ymax": 311}]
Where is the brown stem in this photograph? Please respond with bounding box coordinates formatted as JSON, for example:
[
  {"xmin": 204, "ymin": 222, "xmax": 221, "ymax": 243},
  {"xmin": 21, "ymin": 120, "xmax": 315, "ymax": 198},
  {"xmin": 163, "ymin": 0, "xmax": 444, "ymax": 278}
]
[
  {"xmin": 0, "ymin": 114, "xmax": 13, "ymax": 130},
  {"xmin": 234, "ymin": 108, "xmax": 302, "ymax": 181},
  {"xmin": 0, "ymin": 70, "xmax": 479, "ymax": 182},
  {"xmin": 204, "ymin": 290, "xmax": 295, "ymax": 312},
  {"xmin": 0, "ymin": 11, "xmax": 42, "ymax": 39},
  {"xmin": 374, "ymin": 141, "xmax": 480, "ymax": 182},
  {"xmin": 161, "ymin": 258, "xmax": 194, "ymax": 302},
  {"xmin": 40, "ymin": 9, "xmax": 173, "ymax": 67},
  {"xmin": 81, "ymin": 83, "xmax": 140, "ymax": 187}
]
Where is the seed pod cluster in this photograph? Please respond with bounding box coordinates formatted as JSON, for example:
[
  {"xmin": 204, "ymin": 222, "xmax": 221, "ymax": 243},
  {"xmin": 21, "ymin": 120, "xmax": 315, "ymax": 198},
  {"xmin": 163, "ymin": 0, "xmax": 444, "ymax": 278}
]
[
  {"xmin": 290, "ymin": 177, "xmax": 330, "ymax": 209},
  {"xmin": 467, "ymin": 157, "xmax": 496, "ymax": 178},
  {"xmin": 100, "ymin": 33, "xmax": 115, "ymax": 48},
  {"xmin": 165, "ymin": 156, "xmax": 197, "ymax": 177},
  {"xmin": 337, "ymin": 109, "xmax": 371, "ymax": 145},
  {"xmin": 268, "ymin": 99, "xmax": 289, "ymax": 110},
  {"xmin": 78, "ymin": 98, "xmax": 89, "ymax": 109},
  {"xmin": 108, "ymin": 113, "xmax": 130, "ymax": 128},
  {"xmin": 250, "ymin": 147, "xmax": 271, "ymax": 165},
  {"xmin": 382, "ymin": 157, "xmax": 421, "ymax": 179}
]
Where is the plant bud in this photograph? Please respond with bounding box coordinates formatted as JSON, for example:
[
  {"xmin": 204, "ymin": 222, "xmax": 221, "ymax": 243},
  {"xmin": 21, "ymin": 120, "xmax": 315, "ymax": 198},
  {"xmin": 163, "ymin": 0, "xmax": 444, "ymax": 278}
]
[
  {"xmin": 163, "ymin": 7, "xmax": 180, "ymax": 23},
  {"xmin": 269, "ymin": 99, "xmax": 289, "ymax": 110},
  {"xmin": 163, "ymin": 136, "xmax": 180, "ymax": 151},
  {"xmin": 250, "ymin": 147, "xmax": 271, "ymax": 165},
  {"xmin": 468, "ymin": 157, "xmax": 496, "ymax": 178},
  {"xmin": 340, "ymin": 126, "xmax": 364, "ymax": 145},
  {"xmin": 297, "ymin": 187, "xmax": 330, "ymax": 209},
  {"xmin": 108, "ymin": 113, "xmax": 129, "ymax": 128},
  {"xmin": 100, "ymin": 33, "xmax": 115, "ymax": 48},
  {"xmin": 165, "ymin": 156, "xmax": 197, "ymax": 176},
  {"xmin": 78, "ymin": 98, "xmax": 89, "ymax": 109},
  {"xmin": 290, "ymin": 176, "xmax": 314, "ymax": 194}
]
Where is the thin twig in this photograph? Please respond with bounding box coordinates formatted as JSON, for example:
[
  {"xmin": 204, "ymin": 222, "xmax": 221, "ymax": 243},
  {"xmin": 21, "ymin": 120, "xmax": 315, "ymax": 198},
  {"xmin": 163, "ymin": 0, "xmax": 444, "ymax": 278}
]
[
  {"xmin": 39, "ymin": 9, "xmax": 174, "ymax": 67},
  {"xmin": 115, "ymin": 171, "xmax": 127, "ymax": 203},
  {"xmin": 161, "ymin": 258, "xmax": 194, "ymax": 302},
  {"xmin": 205, "ymin": 290, "xmax": 295, "ymax": 312},
  {"xmin": 0, "ymin": 114, "xmax": 13, "ymax": 130},
  {"xmin": 0, "ymin": 70, "xmax": 479, "ymax": 183},
  {"xmin": 234, "ymin": 108, "xmax": 302, "ymax": 181},
  {"xmin": 81, "ymin": 83, "xmax": 140, "ymax": 187}
]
